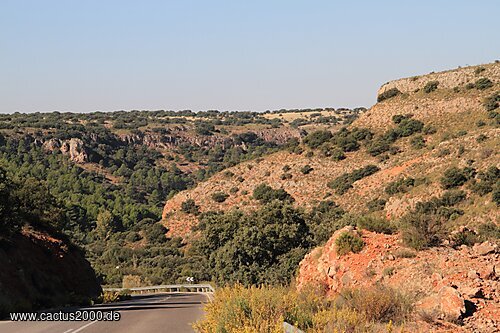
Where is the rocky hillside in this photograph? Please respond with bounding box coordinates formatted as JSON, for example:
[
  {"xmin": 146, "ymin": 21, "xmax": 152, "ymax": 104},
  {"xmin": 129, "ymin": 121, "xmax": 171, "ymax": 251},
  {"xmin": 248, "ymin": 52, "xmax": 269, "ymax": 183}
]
[
  {"xmin": 296, "ymin": 226, "xmax": 499, "ymax": 332},
  {"xmin": 0, "ymin": 226, "xmax": 102, "ymax": 317},
  {"xmin": 162, "ymin": 62, "xmax": 499, "ymax": 240}
]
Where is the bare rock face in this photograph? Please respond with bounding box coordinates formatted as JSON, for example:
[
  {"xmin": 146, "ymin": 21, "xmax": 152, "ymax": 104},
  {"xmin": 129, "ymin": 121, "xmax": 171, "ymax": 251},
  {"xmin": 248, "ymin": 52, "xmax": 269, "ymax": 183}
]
[
  {"xmin": 60, "ymin": 138, "xmax": 88, "ymax": 163},
  {"xmin": 42, "ymin": 138, "xmax": 89, "ymax": 163},
  {"xmin": 416, "ymin": 286, "xmax": 466, "ymax": 322}
]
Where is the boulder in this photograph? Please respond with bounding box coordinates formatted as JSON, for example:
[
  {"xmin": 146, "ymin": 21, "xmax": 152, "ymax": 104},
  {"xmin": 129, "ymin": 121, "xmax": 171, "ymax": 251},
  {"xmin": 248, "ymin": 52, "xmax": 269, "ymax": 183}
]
[
  {"xmin": 473, "ymin": 242, "xmax": 498, "ymax": 256},
  {"xmin": 417, "ymin": 286, "xmax": 466, "ymax": 322}
]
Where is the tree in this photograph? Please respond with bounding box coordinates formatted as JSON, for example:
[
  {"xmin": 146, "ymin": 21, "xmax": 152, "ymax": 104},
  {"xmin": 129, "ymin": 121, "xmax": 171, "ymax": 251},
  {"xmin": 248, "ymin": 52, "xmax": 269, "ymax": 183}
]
[{"xmin": 95, "ymin": 210, "xmax": 117, "ymax": 239}]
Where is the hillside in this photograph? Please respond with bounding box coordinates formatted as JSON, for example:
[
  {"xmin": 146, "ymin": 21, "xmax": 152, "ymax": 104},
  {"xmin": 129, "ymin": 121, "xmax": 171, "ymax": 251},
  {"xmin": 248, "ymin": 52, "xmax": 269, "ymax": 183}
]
[
  {"xmin": 164, "ymin": 61, "xmax": 499, "ymax": 331},
  {"xmin": 0, "ymin": 168, "xmax": 101, "ymax": 316},
  {"xmin": 162, "ymin": 62, "xmax": 499, "ymax": 240}
]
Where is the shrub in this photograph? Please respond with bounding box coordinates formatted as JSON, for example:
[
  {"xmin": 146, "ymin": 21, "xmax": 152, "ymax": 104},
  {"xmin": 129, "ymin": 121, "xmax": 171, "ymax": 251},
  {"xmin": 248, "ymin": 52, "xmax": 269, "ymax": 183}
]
[
  {"xmin": 474, "ymin": 77, "xmax": 493, "ymax": 90},
  {"xmin": 337, "ymin": 285, "xmax": 413, "ymax": 323},
  {"xmin": 474, "ymin": 67, "xmax": 486, "ymax": 75},
  {"xmin": 229, "ymin": 187, "xmax": 239, "ymax": 194},
  {"xmin": 493, "ymin": 188, "xmax": 500, "ymax": 205},
  {"xmin": 450, "ymin": 228, "xmax": 479, "ymax": 247},
  {"xmin": 282, "ymin": 165, "xmax": 291, "ymax": 172},
  {"xmin": 300, "ymin": 165, "xmax": 313, "ymax": 175},
  {"xmin": 366, "ymin": 138, "xmax": 391, "ymax": 156},
  {"xmin": 478, "ymin": 222, "xmax": 500, "ymax": 240},
  {"xmin": 328, "ymin": 165, "xmax": 380, "ymax": 195},
  {"xmin": 423, "ymin": 81, "xmax": 439, "ymax": 93},
  {"xmin": 335, "ymin": 232, "xmax": 365, "ymax": 255},
  {"xmin": 483, "ymin": 92, "xmax": 500, "ymax": 111},
  {"xmin": 306, "ymin": 202, "xmax": 347, "ymax": 243},
  {"xmin": 410, "ymin": 135, "xmax": 426, "ymax": 149},
  {"xmin": 366, "ymin": 198, "xmax": 386, "ymax": 212},
  {"xmin": 356, "ymin": 216, "xmax": 395, "ymax": 234},
  {"xmin": 396, "ymin": 118, "xmax": 424, "ymax": 137},
  {"xmin": 377, "ymin": 87, "xmax": 401, "ymax": 102},
  {"xmin": 476, "ymin": 134, "xmax": 488, "ymax": 142},
  {"xmin": 303, "ymin": 130, "xmax": 332, "ymax": 148},
  {"xmin": 401, "ymin": 212, "xmax": 445, "ymax": 250},
  {"xmin": 211, "ymin": 191, "xmax": 229, "ymax": 203},
  {"xmin": 440, "ymin": 167, "xmax": 472, "ymax": 189},
  {"xmin": 253, "ymin": 183, "xmax": 294, "ymax": 204},
  {"xmin": 385, "ymin": 177, "xmax": 415, "ymax": 195},
  {"xmin": 181, "ymin": 199, "xmax": 200, "ymax": 215},
  {"xmin": 392, "ymin": 114, "xmax": 409, "ymax": 124},
  {"xmin": 280, "ymin": 173, "xmax": 292, "ymax": 180},
  {"xmin": 331, "ymin": 148, "xmax": 346, "ymax": 161}
]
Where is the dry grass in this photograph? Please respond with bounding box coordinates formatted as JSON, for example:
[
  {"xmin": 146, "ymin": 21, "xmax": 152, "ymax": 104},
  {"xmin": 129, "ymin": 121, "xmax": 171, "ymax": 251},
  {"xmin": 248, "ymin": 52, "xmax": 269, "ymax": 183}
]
[{"xmin": 193, "ymin": 283, "xmax": 414, "ymax": 333}]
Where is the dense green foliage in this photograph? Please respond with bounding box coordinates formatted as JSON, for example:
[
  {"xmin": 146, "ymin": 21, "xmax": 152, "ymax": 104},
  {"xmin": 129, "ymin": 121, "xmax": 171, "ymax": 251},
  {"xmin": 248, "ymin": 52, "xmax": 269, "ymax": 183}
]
[
  {"xmin": 253, "ymin": 183, "xmax": 294, "ymax": 204},
  {"xmin": 190, "ymin": 202, "xmax": 312, "ymax": 285},
  {"xmin": 327, "ymin": 165, "xmax": 380, "ymax": 195},
  {"xmin": 0, "ymin": 109, "xmax": 304, "ymax": 285},
  {"xmin": 377, "ymin": 87, "xmax": 401, "ymax": 102},
  {"xmin": 0, "ymin": 165, "xmax": 65, "ymax": 234}
]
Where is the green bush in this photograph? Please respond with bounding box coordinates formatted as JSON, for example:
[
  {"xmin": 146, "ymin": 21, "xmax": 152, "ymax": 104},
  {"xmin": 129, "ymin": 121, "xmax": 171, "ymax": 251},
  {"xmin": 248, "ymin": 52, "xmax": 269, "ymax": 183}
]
[
  {"xmin": 366, "ymin": 198, "xmax": 386, "ymax": 212},
  {"xmin": 423, "ymin": 81, "xmax": 439, "ymax": 93},
  {"xmin": 335, "ymin": 232, "xmax": 365, "ymax": 255},
  {"xmin": 366, "ymin": 138, "xmax": 391, "ymax": 156},
  {"xmin": 356, "ymin": 216, "xmax": 395, "ymax": 234},
  {"xmin": 253, "ymin": 184, "xmax": 294, "ymax": 204},
  {"xmin": 410, "ymin": 135, "xmax": 426, "ymax": 149},
  {"xmin": 328, "ymin": 165, "xmax": 380, "ymax": 195},
  {"xmin": 377, "ymin": 87, "xmax": 401, "ymax": 102},
  {"xmin": 306, "ymin": 200, "xmax": 346, "ymax": 245},
  {"xmin": 303, "ymin": 130, "xmax": 332, "ymax": 149},
  {"xmin": 181, "ymin": 199, "xmax": 200, "ymax": 215},
  {"xmin": 211, "ymin": 191, "xmax": 229, "ymax": 203},
  {"xmin": 300, "ymin": 165, "xmax": 314, "ymax": 175},
  {"xmin": 401, "ymin": 213, "xmax": 445, "ymax": 250},
  {"xmin": 440, "ymin": 167, "xmax": 474, "ymax": 189},
  {"xmin": 331, "ymin": 149, "xmax": 346, "ymax": 161},
  {"xmin": 474, "ymin": 78, "xmax": 493, "ymax": 90},
  {"xmin": 385, "ymin": 177, "xmax": 415, "ymax": 195},
  {"xmin": 483, "ymin": 92, "xmax": 500, "ymax": 111},
  {"xmin": 476, "ymin": 134, "xmax": 488, "ymax": 142},
  {"xmin": 280, "ymin": 173, "xmax": 292, "ymax": 180}
]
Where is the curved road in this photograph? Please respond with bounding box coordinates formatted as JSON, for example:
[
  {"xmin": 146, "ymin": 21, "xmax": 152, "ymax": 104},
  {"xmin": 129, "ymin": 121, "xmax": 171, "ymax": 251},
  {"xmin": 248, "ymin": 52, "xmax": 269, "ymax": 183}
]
[{"xmin": 0, "ymin": 293, "xmax": 208, "ymax": 333}]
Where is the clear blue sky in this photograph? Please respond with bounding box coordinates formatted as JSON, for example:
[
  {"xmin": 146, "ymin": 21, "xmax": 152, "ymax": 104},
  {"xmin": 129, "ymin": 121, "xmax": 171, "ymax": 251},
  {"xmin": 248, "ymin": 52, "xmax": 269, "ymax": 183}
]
[{"xmin": 1, "ymin": 0, "xmax": 499, "ymax": 113}]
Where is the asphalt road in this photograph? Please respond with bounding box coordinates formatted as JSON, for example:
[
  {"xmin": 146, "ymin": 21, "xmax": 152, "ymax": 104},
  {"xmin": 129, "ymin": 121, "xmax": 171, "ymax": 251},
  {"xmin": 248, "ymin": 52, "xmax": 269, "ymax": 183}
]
[{"xmin": 0, "ymin": 293, "xmax": 209, "ymax": 333}]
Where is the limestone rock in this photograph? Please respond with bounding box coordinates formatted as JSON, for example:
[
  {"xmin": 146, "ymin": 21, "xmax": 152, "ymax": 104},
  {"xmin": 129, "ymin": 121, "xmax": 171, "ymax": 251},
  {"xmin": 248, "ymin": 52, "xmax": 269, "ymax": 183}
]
[
  {"xmin": 417, "ymin": 286, "xmax": 466, "ymax": 322},
  {"xmin": 473, "ymin": 242, "xmax": 498, "ymax": 256}
]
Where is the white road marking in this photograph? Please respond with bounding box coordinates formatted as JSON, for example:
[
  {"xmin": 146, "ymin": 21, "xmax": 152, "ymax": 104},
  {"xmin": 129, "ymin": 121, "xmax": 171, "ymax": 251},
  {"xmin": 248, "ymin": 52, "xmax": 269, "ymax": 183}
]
[{"xmin": 71, "ymin": 320, "xmax": 98, "ymax": 333}]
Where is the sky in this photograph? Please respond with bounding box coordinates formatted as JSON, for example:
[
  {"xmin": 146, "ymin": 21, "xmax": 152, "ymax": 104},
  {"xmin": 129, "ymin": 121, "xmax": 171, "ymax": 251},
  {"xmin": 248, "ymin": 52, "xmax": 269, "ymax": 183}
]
[{"xmin": 1, "ymin": 1, "xmax": 499, "ymax": 113}]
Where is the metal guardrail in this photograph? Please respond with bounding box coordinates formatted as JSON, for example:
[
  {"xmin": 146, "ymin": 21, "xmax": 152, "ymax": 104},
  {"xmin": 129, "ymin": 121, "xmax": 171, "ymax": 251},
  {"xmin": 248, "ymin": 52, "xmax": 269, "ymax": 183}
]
[{"xmin": 103, "ymin": 284, "xmax": 215, "ymax": 294}]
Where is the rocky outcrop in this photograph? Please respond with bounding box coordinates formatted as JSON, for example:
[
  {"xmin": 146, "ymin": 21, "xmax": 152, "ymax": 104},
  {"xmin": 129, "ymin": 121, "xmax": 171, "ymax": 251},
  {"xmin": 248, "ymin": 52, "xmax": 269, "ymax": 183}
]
[
  {"xmin": 117, "ymin": 126, "xmax": 304, "ymax": 150},
  {"xmin": 43, "ymin": 138, "xmax": 88, "ymax": 163},
  {"xmin": 296, "ymin": 228, "xmax": 500, "ymax": 330},
  {"xmin": 0, "ymin": 226, "xmax": 101, "ymax": 316}
]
